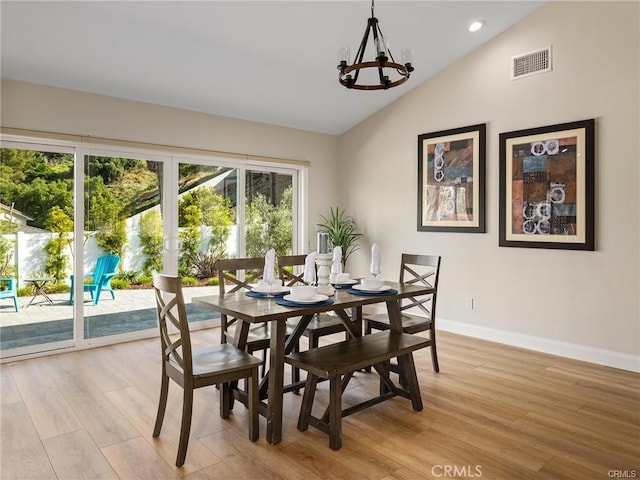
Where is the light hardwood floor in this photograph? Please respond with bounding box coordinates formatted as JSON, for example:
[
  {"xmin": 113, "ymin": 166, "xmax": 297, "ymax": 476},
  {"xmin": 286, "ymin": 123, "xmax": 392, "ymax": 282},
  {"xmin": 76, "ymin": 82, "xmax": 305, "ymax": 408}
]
[{"xmin": 1, "ymin": 329, "xmax": 638, "ymax": 480}]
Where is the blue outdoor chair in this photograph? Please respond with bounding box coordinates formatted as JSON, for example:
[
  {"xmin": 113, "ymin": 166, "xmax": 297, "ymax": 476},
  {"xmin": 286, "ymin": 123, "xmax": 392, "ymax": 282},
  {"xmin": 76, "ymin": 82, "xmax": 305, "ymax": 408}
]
[
  {"xmin": 0, "ymin": 277, "xmax": 20, "ymax": 312},
  {"xmin": 69, "ymin": 254, "xmax": 120, "ymax": 305}
]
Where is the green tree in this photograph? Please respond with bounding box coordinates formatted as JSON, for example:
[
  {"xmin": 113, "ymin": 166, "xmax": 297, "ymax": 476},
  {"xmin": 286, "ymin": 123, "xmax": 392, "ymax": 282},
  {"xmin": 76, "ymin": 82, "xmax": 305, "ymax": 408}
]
[
  {"xmin": 43, "ymin": 206, "xmax": 73, "ymax": 282},
  {"xmin": 139, "ymin": 210, "xmax": 163, "ymax": 275},
  {"xmin": 178, "ymin": 205, "xmax": 202, "ymax": 276},
  {"xmin": 0, "ymin": 220, "xmax": 19, "ymax": 277},
  {"xmin": 246, "ymin": 186, "xmax": 293, "ymax": 257},
  {"xmin": 178, "ymin": 187, "xmax": 233, "ymax": 266},
  {"xmin": 85, "ymin": 176, "xmax": 127, "ymax": 257}
]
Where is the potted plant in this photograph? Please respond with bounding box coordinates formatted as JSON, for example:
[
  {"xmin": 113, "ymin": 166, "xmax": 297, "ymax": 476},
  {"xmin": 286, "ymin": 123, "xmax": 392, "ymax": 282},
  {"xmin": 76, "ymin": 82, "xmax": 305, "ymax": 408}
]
[{"xmin": 317, "ymin": 206, "xmax": 362, "ymax": 269}]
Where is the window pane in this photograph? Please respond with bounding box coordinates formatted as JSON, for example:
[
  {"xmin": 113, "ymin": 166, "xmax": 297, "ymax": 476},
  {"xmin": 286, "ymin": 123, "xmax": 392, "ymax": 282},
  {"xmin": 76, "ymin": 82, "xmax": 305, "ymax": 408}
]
[
  {"xmin": 0, "ymin": 147, "xmax": 75, "ymax": 355},
  {"xmin": 82, "ymin": 155, "xmax": 163, "ymax": 338},
  {"xmin": 245, "ymin": 169, "xmax": 293, "ymax": 257}
]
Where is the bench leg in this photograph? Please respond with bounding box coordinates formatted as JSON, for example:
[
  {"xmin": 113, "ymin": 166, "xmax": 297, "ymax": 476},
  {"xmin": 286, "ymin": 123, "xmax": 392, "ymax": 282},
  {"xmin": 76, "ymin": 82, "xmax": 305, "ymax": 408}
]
[
  {"xmin": 379, "ymin": 360, "xmax": 391, "ymax": 395},
  {"xmin": 248, "ymin": 367, "xmax": 259, "ymax": 442},
  {"xmin": 329, "ymin": 377, "xmax": 342, "ymax": 450},
  {"xmin": 397, "ymin": 353, "xmax": 423, "ymax": 411},
  {"xmin": 221, "ymin": 382, "xmax": 232, "ymax": 418},
  {"xmin": 297, "ymin": 374, "xmax": 318, "ymax": 431}
]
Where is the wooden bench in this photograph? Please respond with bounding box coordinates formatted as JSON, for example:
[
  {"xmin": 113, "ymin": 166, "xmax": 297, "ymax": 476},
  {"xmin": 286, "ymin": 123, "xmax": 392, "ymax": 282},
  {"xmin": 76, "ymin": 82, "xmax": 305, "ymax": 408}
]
[{"xmin": 285, "ymin": 330, "xmax": 429, "ymax": 450}]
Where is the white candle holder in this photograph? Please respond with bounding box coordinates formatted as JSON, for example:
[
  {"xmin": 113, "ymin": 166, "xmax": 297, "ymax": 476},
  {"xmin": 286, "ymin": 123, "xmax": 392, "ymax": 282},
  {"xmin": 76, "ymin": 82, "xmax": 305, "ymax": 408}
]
[{"xmin": 315, "ymin": 253, "xmax": 335, "ymax": 296}]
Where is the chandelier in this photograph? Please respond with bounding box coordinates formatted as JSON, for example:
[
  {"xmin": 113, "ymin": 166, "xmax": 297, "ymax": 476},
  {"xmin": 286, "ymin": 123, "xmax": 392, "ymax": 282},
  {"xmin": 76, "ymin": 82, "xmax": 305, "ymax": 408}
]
[{"xmin": 337, "ymin": 0, "xmax": 414, "ymax": 90}]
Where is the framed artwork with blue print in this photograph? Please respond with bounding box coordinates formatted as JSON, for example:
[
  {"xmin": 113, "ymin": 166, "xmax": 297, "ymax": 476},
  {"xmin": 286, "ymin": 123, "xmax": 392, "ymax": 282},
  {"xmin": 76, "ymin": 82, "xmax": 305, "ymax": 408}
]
[
  {"xmin": 418, "ymin": 123, "xmax": 486, "ymax": 233},
  {"xmin": 499, "ymin": 119, "xmax": 595, "ymax": 250}
]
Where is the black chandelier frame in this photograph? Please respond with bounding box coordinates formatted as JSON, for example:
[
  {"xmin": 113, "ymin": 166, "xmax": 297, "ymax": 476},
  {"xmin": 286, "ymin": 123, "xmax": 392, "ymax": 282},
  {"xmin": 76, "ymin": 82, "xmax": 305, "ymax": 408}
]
[{"xmin": 338, "ymin": 1, "xmax": 414, "ymax": 90}]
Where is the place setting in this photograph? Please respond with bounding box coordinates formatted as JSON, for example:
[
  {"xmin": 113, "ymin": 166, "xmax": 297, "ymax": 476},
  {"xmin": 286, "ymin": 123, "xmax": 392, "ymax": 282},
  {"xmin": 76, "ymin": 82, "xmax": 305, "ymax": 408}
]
[
  {"xmin": 278, "ymin": 251, "xmax": 334, "ymax": 307},
  {"xmin": 329, "ymin": 246, "xmax": 358, "ymax": 289},
  {"xmin": 246, "ymin": 248, "xmax": 290, "ymax": 298},
  {"xmin": 277, "ymin": 285, "xmax": 334, "ymax": 307},
  {"xmin": 347, "ymin": 244, "xmax": 398, "ymax": 296}
]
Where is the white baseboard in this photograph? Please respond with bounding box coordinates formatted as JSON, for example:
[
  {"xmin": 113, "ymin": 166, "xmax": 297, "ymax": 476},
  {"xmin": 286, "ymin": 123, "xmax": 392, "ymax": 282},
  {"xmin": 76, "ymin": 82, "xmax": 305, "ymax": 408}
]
[{"xmin": 437, "ymin": 318, "xmax": 640, "ymax": 373}]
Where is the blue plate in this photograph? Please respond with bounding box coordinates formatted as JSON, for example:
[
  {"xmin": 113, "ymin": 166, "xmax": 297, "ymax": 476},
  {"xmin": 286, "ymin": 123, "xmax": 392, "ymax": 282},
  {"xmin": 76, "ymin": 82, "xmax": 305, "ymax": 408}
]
[
  {"xmin": 346, "ymin": 288, "xmax": 398, "ymax": 296},
  {"xmin": 275, "ymin": 297, "xmax": 335, "ymax": 307},
  {"xmin": 333, "ymin": 281, "xmax": 359, "ymax": 289},
  {"xmin": 245, "ymin": 290, "xmax": 288, "ymax": 298}
]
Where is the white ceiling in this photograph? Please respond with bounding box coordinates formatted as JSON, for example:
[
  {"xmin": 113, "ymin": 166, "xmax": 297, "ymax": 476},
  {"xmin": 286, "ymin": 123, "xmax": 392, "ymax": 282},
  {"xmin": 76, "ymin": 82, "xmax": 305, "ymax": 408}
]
[{"xmin": 1, "ymin": 1, "xmax": 544, "ymax": 135}]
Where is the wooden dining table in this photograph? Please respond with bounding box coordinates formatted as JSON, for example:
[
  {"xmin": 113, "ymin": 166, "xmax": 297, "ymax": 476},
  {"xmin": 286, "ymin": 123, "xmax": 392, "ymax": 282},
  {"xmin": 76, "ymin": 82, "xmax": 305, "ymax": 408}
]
[{"xmin": 192, "ymin": 281, "xmax": 435, "ymax": 445}]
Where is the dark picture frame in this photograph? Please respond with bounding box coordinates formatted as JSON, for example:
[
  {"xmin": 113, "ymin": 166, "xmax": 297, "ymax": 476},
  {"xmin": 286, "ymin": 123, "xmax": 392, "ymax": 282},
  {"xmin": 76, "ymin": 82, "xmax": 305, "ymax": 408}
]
[
  {"xmin": 417, "ymin": 123, "xmax": 486, "ymax": 233},
  {"xmin": 499, "ymin": 119, "xmax": 595, "ymax": 250}
]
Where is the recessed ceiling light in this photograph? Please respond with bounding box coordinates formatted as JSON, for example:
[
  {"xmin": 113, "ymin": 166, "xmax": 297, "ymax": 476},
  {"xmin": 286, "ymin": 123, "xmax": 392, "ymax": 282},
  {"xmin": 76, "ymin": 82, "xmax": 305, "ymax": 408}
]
[{"xmin": 468, "ymin": 20, "xmax": 486, "ymax": 32}]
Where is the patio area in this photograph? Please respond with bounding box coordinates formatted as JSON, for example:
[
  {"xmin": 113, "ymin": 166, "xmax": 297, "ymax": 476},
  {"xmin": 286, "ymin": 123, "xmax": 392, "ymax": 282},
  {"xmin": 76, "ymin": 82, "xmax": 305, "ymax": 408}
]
[{"xmin": 0, "ymin": 285, "xmax": 220, "ymax": 351}]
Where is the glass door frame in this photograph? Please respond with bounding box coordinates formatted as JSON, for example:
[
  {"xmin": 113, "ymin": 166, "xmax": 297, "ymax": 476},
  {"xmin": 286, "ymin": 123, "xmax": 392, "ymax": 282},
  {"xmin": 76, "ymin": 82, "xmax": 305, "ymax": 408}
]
[
  {"xmin": 1, "ymin": 134, "xmax": 307, "ymax": 359},
  {"xmin": 0, "ymin": 139, "xmax": 77, "ymax": 358}
]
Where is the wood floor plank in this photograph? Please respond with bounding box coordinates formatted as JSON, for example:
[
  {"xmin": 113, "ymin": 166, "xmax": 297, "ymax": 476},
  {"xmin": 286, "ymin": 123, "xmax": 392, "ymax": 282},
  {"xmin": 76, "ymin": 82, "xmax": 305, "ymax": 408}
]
[
  {"xmin": 516, "ymin": 411, "xmax": 639, "ymax": 463},
  {"xmin": 105, "ymin": 384, "xmax": 222, "ymax": 474},
  {"xmin": 198, "ymin": 429, "xmax": 325, "ymax": 480},
  {"xmin": 101, "ymin": 436, "xmax": 182, "ymax": 479},
  {"xmin": 43, "ymin": 429, "xmax": 118, "ymax": 479},
  {"xmin": 0, "ymin": 370, "xmax": 22, "ymax": 405},
  {"xmin": 56, "ymin": 372, "xmax": 140, "ymax": 447},
  {"xmin": 0, "ymin": 401, "xmax": 56, "ymax": 480},
  {"xmin": 9, "ymin": 360, "xmax": 84, "ymax": 439}
]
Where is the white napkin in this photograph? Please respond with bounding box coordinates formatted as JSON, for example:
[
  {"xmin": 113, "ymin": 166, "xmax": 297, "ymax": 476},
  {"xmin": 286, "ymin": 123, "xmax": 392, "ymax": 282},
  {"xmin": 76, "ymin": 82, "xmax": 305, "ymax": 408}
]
[
  {"xmin": 303, "ymin": 251, "xmax": 317, "ymax": 285},
  {"xmin": 331, "ymin": 246, "xmax": 343, "ymax": 275},
  {"xmin": 263, "ymin": 248, "xmax": 276, "ymax": 283},
  {"xmin": 370, "ymin": 243, "xmax": 381, "ymax": 276}
]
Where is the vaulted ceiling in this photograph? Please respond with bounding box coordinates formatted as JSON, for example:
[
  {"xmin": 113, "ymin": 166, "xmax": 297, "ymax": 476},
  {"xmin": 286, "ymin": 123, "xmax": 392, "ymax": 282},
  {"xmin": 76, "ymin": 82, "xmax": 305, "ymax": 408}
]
[{"xmin": 1, "ymin": 1, "xmax": 544, "ymax": 135}]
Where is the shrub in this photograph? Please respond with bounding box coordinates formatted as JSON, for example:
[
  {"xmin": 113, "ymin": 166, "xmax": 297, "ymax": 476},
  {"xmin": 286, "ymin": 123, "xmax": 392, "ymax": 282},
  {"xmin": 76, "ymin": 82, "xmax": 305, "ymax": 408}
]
[
  {"xmin": 135, "ymin": 274, "xmax": 153, "ymax": 286},
  {"xmin": 207, "ymin": 277, "xmax": 219, "ymax": 286},
  {"xmin": 47, "ymin": 283, "xmax": 70, "ymax": 294},
  {"xmin": 181, "ymin": 276, "xmax": 198, "ymax": 286},
  {"xmin": 110, "ymin": 278, "xmax": 130, "ymax": 290},
  {"xmin": 17, "ymin": 287, "xmax": 32, "ymax": 297},
  {"xmin": 193, "ymin": 249, "xmax": 219, "ymax": 279},
  {"xmin": 116, "ymin": 270, "xmax": 139, "ymax": 283}
]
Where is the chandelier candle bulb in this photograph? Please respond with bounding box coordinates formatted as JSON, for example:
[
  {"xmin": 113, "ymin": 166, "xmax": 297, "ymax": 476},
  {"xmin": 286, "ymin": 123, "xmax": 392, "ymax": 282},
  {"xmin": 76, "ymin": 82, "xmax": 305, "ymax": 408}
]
[
  {"xmin": 338, "ymin": 47, "xmax": 350, "ymax": 65},
  {"xmin": 401, "ymin": 48, "xmax": 413, "ymax": 66}
]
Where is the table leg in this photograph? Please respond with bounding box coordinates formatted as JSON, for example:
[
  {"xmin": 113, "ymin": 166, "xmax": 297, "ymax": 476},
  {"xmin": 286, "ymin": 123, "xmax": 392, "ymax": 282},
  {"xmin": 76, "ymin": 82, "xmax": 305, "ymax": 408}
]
[
  {"xmin": 25, "ymin": 281, "xmax": 54, "ymax": 307},
  {"xmin": 266, "ymin": 319, "xmax": 286, "ymax": 445}
]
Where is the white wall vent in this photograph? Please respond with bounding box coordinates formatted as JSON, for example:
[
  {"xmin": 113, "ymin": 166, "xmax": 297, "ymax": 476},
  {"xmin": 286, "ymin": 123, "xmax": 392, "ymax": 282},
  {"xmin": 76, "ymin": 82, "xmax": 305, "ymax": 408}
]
[{"xmin": 511, "ymin": 46, "xmax": 552, "ymax": 80}]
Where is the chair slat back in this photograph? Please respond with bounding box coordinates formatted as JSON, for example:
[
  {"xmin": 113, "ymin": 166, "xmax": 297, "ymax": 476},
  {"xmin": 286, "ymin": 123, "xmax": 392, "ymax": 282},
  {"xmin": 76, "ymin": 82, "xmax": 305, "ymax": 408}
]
[
  {"xmin": 0, "ymin": 278, "xmax": 17, "ymax": 295},
  {"xmin": 94, "ymin": 255, "xmax": 120, "ymax": 284},
  {"xmin": 217, "ymin": 257, "xmax": 265, "ymax": 295},
  {"xmin": 152, "ymin": 271, "xmax": 192, "ymax": 375},
  {"xmin": 399, "ymin": 254, "xmax": 441, "ymax": 319},
  {"xmin": 277, "ymin": 255, "xmax": 308, "ymax": 286}
]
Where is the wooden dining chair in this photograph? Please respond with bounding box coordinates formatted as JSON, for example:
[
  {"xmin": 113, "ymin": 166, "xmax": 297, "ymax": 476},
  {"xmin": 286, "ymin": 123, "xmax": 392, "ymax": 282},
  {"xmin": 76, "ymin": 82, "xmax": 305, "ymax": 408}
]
[
  {"xmin": 217, "ymin": 257, "xmax": 298, "ymax": 377},
  {"xmin": 363, "ymin": 254, "xmax": 442, "ymax": 372},
  {"xmin": 278, "ymin": 254, "xmax": 349, "ymax": 348},
  {"xmin": 152, "ymin": 271, "xmax": 261, "ymax": 467}
]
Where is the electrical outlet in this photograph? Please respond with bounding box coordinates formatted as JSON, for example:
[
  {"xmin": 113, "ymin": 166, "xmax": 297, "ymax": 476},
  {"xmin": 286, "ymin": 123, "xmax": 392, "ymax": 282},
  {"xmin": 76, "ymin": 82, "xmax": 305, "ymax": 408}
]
[{"xmin": 465, "ymin": 297, "xmax": 474, "ymax": 310}]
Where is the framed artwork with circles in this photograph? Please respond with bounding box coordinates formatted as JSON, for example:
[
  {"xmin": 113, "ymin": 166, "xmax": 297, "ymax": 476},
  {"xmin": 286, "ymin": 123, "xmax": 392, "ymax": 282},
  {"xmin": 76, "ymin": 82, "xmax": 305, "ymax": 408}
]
[
  {"xmin": 417, "ymin": 123, "xmax": 486, "ymax": 233},
  {"xmin": 499, "ymin": 119, "xmax": 595, "ymax": 250}
]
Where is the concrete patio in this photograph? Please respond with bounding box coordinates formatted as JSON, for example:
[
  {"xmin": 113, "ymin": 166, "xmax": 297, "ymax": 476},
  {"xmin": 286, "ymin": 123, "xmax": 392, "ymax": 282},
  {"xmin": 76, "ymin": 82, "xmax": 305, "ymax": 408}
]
[{"xmin": 0, "ymin": 285, "xmax": 220, "ymax": 351}]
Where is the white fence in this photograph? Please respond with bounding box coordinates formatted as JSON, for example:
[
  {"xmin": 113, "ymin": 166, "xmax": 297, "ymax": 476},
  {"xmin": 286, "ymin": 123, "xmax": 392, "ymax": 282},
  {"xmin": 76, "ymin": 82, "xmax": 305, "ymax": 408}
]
[{"xmin": 4, "ymin": 224, "xmax": 238, "ymax": 289}]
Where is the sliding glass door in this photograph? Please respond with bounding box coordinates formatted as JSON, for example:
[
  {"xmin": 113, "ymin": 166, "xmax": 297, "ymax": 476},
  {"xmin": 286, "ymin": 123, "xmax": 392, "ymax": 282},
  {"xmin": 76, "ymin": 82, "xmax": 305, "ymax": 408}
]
[
  {"xmin": 81, "ymin": 153, "xmax": 166, "ymax": 341},
  {"xmin": 0, "ymin": 138, "xmax": 302, "ymax": 359},
  {"xmin": 0, "ymin": 143, "xmax": 76, "ymax": 356}
]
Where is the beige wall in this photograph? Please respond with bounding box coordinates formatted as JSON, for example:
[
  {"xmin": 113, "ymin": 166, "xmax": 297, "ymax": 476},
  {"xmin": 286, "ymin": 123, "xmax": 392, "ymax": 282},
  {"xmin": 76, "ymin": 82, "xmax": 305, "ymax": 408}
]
[
  {"xmin": 0, "ymin": 78, "xmax": 338, "ymax": 252},
  {"xmin": 338, "ymin": 1, "xmax": 640, "ymax": 370}
]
